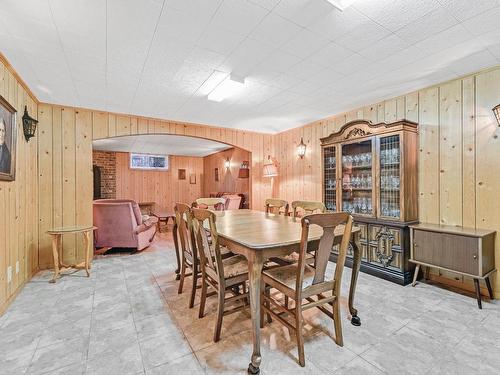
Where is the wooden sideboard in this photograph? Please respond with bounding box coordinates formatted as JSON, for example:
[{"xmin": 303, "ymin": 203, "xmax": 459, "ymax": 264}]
[{"xmin": 409, "ymin": 223, "xmax": 496, "ymax": 309}]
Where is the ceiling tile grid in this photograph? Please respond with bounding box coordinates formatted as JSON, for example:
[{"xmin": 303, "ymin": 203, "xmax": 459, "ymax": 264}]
[{"xmin": 2, "ymin": 0, "xmax": 500, "ymax": 133}]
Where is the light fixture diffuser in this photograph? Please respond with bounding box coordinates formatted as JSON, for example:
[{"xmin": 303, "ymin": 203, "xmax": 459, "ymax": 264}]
[
  {"xmin": 207, "ymin": 74, "xmax": 245, "ymax": 102},
  {"xmin": 325, "ymin": 0, "xmax": 356, "ymax": 11}
]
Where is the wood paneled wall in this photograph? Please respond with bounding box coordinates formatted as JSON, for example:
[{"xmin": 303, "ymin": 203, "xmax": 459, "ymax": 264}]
[
  {"xmin": 35, "ymin": 108, "xmax": 276, "ymax": 269},
  {"xmin": 115, "ymin": 152, "xmax": 204, "ymax": 211},
  {"xmin": 0, "ymin": 57, "xmax": 38, "ymax": 315},
  {"xmin": 203, "ymin": 147, "xmax": 251, "ymax": 203},
  {"xmin": 275, "ymin": 66, "xmax": 500, "ymax": 297}
]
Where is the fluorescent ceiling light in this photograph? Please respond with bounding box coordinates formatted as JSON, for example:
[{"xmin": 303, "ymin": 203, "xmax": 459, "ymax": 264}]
[
  {"xmin": 207, "ymin": 74, "xmax": 245, "ymax": 102},
  {"xmin": 325, "ymin": 0, "xmax": 356, "ymax": 11}
]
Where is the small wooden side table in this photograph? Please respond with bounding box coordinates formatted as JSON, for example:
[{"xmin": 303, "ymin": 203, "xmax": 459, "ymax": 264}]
[
  {"xmin": 152, "ymin": 210, "xmax": 175, "ymax": 233},
  {"xmin": 47, "ymin": 226, "xmax": 97, "ymax": 283}
]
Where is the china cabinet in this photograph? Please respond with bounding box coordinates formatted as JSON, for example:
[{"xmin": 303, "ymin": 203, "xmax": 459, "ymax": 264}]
[{"xmin": 321, "ymin": 119, "xmax": 418, "ymax": 285}]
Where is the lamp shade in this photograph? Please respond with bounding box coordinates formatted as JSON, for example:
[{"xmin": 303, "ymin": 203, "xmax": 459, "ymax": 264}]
[{"xmin": 263, "ymin": 156, "xmax": 278, "ymax": 177}]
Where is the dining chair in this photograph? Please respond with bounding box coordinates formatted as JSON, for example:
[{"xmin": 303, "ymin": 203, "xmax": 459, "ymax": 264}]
[
  {"xmin": 261, "ymin": 212, "xmax": 353, "ymax": 367},
  {"xmin": 194, "ymin": 197, "xmax": 226, "ymax": 211},
  {"xmin": 191, "ymin": 208, "xmax": 249, "ymax": 342},
  {"xmin": 265, "ymin": 198, "xmax": 289, "ymax": 215},
  {"xmin": 175, "ymin": 202, "xmax": 201, "ymax": 309},
  {"xmin": 291, "ymin": 200, "xmax": 326, "ymax": 218}
]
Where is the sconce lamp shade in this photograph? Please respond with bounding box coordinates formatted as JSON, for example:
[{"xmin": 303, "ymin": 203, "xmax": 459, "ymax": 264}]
[
  {"xmin": 263, "ymin": 155, "xmax": 278, "ymax": 177},
  {"xmin": 238, "ymin": 161, "xmax": 249, "ymax": 178},
  {"xmin": 224, "ymin": 157, "xmax": 230, "ymax": 169},
  {"xmin": 493, "ymin": 104, "xmax": 500, "ymax": 126},
  {"xmin": 297, "ymin": 137, "xmax": 306, "ymax": 158},
  {"xmin": 22, "ymin": 105, "xmax": 38, "ymax": 142}
]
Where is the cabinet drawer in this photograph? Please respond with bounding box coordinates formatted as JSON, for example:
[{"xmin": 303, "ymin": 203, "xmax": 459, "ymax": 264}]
[{"xmin": 370, "ymin": 225, "xmax": 401, "ymax": 246}]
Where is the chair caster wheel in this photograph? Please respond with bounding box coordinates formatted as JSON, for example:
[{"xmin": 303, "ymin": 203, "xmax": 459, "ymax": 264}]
[
  {"xmin": 351, "ymin": 315, "xmax": 361, "ymax": 326},
  {"xmin": 248, "ymin": 363, "xmax": 260, "ymax": 374}
]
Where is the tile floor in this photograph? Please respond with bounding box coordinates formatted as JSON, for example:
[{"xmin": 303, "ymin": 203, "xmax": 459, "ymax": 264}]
[{"xmin": 1, "ymin": 230, "xmax": 499, "ymax": 375}]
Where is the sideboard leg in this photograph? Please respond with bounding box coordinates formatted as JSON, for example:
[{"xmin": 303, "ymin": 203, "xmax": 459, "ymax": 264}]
[
  {"xmin": 485, "ymin": 277, "xmax": 494, "ymax": 300},
  {"xmin": 473, "ymin": 279, "xmax": 482, "ymax": 309},
  {"xmin": 412, "ymin": 264, "xmax": 420, "ymax": 287}
]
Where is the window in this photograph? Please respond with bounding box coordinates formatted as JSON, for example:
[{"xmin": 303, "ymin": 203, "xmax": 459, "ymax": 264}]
[{"xmin": 130, "ymin": 153, "xmax": 169, "ymax": 171}]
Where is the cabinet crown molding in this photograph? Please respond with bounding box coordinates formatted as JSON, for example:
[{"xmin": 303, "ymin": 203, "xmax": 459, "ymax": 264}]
[{"xmin": 320, "ymin": 119, "xmax": 418, "ymax": 145}]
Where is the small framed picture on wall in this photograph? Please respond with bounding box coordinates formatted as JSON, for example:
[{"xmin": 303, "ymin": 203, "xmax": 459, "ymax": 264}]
[
  {"xmin": 0, "ymin": 95, "xmax": 17, "ymax": 181},
  {"xmin": 189, "ymin": 173, "xmax": 196, "ymax": 184},
  {"xmin": 178, "ymin": 169, "xmax": 186, "ymax": 180},
  {"xmin": 215, "ymin": 168, "xmax": 219, "ymax": 182}
]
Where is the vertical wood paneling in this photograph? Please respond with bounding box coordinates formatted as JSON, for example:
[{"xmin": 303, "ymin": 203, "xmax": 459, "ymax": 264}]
[
  {"xmin": 475, "ymin": 69, "xmax": 500, "ymax": 293},
  {"xmin": 462, "ymin": 77, "xmax": 476, "ymax": 228},
  {"xmin": 418, "ymin": 87, "xmax": 440, "ymax": 224},
  {"xmin": 439, "ymin": 80, "xmax": 463, "ymax": 225}
]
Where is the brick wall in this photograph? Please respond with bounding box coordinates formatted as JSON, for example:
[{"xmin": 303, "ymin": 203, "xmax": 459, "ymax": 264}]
[{"xmin": 92, "ymin": 151, "xmax": 116, "ymax": 199}]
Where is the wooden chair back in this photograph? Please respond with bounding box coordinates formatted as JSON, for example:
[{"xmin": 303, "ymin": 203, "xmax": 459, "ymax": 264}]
[
  {"xmin": 195, "ymin": 197, "xmax": 226, "ymax": 211},
  {"xmin": 265, "ymin": 198, "xmax": 289, "ymax": 215},
  {"xmin": 291, "ymin": 200, "xmax": 326, "ymax": 218},
  {"xmin": 191, "ymin": 208, "xmax": 224, "ymax": 282},
  {"xmin": 174, "ymin": 203, "xmax": 197, "ymax": 263},
  {"xmin": 297, "ymin": 212, "xmax": 353, "ymax": 297}
]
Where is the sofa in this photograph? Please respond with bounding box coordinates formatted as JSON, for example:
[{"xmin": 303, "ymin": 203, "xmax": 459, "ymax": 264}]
[{"xmin": 93, "ymin": 199, "xmax": 158, "ymax": 251}]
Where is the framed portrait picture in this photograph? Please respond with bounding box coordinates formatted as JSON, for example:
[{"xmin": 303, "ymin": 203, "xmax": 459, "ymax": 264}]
[
  {"xmin": 215, "ymin": 168, "xmax": 219, "ymax": 182},
  {"xmin": 189, "ymin": 173, "xmax": 196, "ymax": 184},
  {"xmin": 0, "ymin": 95, "xmax": 17, "ymax": 181},
  {"xmin": 178, "ymin": 168, "xmax": 186, "ymax": 180}
]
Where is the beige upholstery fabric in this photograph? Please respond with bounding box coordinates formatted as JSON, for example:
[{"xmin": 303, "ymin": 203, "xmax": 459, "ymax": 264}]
[{"xmin": 263, "ymin": 263, "xmax": 333, "ymax": 291}]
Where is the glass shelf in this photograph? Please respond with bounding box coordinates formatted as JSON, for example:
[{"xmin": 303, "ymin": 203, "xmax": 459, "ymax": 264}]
[
  {"xmin": 341, "ymin": 140, "xmax": 373, "ymax": 216},
  {"xmin": 323, "ymin": 146, "xmax": 337, "ymax": 212},
  {"xmin": 380, "ymin": 135, "xmax": 401, "ymax": 219}
]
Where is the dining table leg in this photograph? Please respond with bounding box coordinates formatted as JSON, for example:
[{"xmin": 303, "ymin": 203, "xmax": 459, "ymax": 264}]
[
  {"xmin": 247, "ymin": 251, "xmax": 264, "ymax": 374},
  {"xmin": 348, "ymin": 232, "xmax": 362, "ymax": 326}
]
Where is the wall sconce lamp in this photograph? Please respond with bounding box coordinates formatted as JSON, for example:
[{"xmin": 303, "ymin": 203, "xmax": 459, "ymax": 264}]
[
  {"xmin": 22, "ymin": 105, "xmax": 38, "ymax": 142},
  {"xmin": 263, "ymin": 155, "xmax": 278, "ymax": 177},
  {"xmin": 224, "ymin": 157, "xmax": 231, "ymax": 169},
  {"xmin": 493, "ymin": 104, "xmax": 500, "ymax": 126},
  {"xmin": 297, "ymin": 137, "xmax": 306, "ymax": 158}
]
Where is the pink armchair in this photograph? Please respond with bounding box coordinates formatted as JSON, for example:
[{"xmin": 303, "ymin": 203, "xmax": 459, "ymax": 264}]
[{"xmin": 93, "ymin": 199, "xmax": 158, "ymax": 251}]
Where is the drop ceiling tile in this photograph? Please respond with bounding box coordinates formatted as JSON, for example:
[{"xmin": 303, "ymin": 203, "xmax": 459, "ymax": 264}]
[
  {"xmin": 281, "ymin": 29, "xmax": 330, "ymax": 59},
  {"xmin": 247, "ymin": 0, "xmax": 281, "ymax": 11},
  {"xmin": 252, "ymin": 49, "xmax": 303, "ymax": 76},
  {"xmin": 358, "ymin": 34, "xmax": 410, "ymax": 62},
  {"xmin": 394, "ymin": 7, "xmax": 459, "ymax": 45},
  {"xmin": 353, "ymin": 0, "xmax": 441, "ymax": 32},
  {"xmin": 306, "ymin": 6, "xmax": 368, "ymax": 41},
  {"xmin": 438, "ymin": 0, "xmax": 500, "ymax": 22},
  {"xmin": 158, "ymin": 6, "xmax": 214, "ymax": 44},
  {"xmin": 414, "ymin": 24, "xmax": 475, "ymax": 55},
  {"xmin": 209, "ymin": 0, "xmax": 268, "ymax": 35},
  {"xmin": 335, "ymin": 19, "xmax": 391, "ymax": 52},
  {"xmin": 308, "ymin": 42, "xmax": 355, "ymax": 68},
  {"xmin": 462, "ymin": 5, "xmax": 500, "ymax": 36},
  {"xmin": 274, "ymin": 0, "xmax": 334, "ymax": 27},
  {"xmin": 166, "ymin": 0, "xmax": 222, "ymax": 15},
  {"xmin": 330, "ymin": 53, "xmax": 370, "ymax": 75},
  {"xmin": 447, "ymin": 49, "xmax": 499, "ymax": 76},
  {"xmin": 250, "ymin": 13, "xmax": 303, "ymax": 48},
  {"xmin": 218, "ymin": 37, "xmax": 275, "ymax": 77},
  {"xmin": 197, "ymin": 25, "xmax": 246, "ymax": 55},
  {"xmin": 286, "ymin": 58, "xmax": 326, "ymax": 81}
]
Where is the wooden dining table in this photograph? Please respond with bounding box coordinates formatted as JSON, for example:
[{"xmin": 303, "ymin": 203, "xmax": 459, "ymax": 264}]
[{"xmin": 212, "ymin": 209, "xmax": 362, "ymax": 374}]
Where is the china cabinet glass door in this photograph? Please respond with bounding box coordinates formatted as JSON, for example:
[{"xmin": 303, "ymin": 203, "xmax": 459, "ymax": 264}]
[
  {"xmin": 341, "ymin": 139, "xmax": 374, "ymax": 216},
  {"xmin": 323, "ymin": 146, "xmax": 337, "ymax": 211},
  {"xmin": 379, "ymin": 134, "xmax": 401, "ymax": 219}
]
